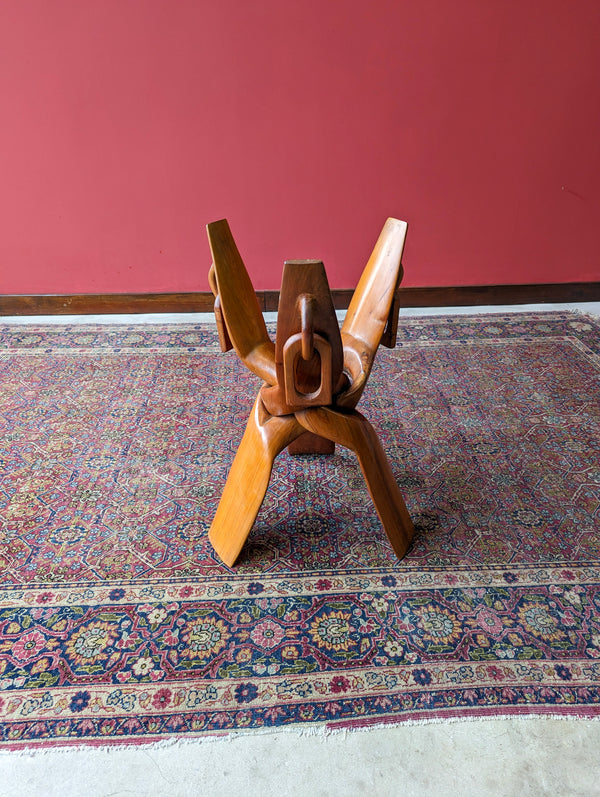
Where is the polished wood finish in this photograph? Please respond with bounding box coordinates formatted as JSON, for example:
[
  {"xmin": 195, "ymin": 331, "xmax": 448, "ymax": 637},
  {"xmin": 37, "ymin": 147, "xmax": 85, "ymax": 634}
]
[
  {"xmin": 381, "ymin": 283, "xmax": 403, "ymax": 349},
  {"xmin": 2, "ymin": 282, "xmax": 599, "ymax": 316},
  {"xmin": 208, "ymin": 217, "xmax": 415, "ymax": 567},
  {"xmin": 206, "ymin": 219, "xmax": 276, "ymax": 385},
  {"xmin": 296, "ymin": 406, "xmax": 414, "ymax": 560},
  {"xmin": 208, "ymin": 264, "xmax": 233, "ymax": 352},
  {"xmin": 207, "ymin": 395, "xmax": 304, "ymax": 567},
  {"xmin": 338, "ymin": 218, "xmax": 407, "ymax": 409},
  {"xmin": 261, "ymin": 260, "xmax": 344, "ymax": 416}
]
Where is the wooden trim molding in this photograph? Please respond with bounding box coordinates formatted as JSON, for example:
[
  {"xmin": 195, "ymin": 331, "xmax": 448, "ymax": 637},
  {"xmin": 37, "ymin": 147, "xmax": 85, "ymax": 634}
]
[
  {"xmin": 1, "ymin": 282, "xmax": 599, "ymax": 316},
  {"xmin": 0, "ymin": 292, "xmax": 215, "ymax": 316},
  {"xmin": 398, "ymin": 282, "xmax": 600, "ymax": 308}
]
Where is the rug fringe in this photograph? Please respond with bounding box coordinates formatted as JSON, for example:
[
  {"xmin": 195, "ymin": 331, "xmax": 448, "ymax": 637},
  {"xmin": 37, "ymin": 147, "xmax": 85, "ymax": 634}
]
[{"xmin": 3, "ymin": 711, "xmax": 599, "ymax": 757}]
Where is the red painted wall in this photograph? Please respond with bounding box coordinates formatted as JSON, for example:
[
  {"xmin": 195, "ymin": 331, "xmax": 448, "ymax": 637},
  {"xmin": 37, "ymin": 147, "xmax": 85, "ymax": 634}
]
[{"xmin": 1, "ymin": 0, "xmax": 598, "ymax": 294}]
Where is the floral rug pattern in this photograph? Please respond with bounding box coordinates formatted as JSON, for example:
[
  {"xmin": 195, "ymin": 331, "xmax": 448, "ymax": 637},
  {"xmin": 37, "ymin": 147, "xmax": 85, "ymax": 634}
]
[{"xmin": 1, "ymin": 312, "xmax": 600, "ymax": 748}]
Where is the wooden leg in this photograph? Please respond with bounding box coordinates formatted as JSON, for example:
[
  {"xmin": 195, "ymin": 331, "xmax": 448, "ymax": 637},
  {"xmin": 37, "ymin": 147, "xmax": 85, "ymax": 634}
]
[
  {"xmin": 296, "ymin": 406, "xmax": 414, "ymax": 560},
  {"xmin": 287, "ymin": 432, "xmax": 335, "ymax": 456},
  {"xmin": 209, "ymin": 395, "xmax": 304, "ymax": 567}
]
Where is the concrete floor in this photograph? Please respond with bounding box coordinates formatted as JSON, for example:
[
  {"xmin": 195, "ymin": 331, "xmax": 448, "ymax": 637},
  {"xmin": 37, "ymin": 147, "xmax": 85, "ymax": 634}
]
[
  {"xmin": 5, "ymin": 718, "xmax": 600, "ymax": 797},
  {"xmin": 2, "ymin": 302, "xmax": 600, "ymax": 797}
]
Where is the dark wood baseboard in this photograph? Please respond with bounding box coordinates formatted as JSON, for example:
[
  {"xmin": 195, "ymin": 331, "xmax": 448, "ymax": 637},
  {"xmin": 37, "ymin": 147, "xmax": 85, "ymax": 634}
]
[
  {"xmin": 399, "ymin": 282, "xmax": 600, "ymax": 308},
  {"xmin": 1, "ymin": 282, "xmax": 599, "ymax": 316},
  {"xmin": 0, "ymin": 292, "xmax": 215, "ymax": 316}
]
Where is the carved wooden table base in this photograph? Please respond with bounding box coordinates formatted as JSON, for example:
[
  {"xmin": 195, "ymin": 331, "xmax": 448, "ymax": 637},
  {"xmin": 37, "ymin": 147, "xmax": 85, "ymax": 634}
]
[{"xmin": 207, "ymin": 218, "xmax": 414, "ymax": 567}]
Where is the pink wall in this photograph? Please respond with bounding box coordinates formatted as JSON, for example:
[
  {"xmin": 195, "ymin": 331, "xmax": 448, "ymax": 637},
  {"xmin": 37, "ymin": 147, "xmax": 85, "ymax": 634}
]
[{"xmin": 1, "ymin": 0, "xmax": 598, "ymax": 294}]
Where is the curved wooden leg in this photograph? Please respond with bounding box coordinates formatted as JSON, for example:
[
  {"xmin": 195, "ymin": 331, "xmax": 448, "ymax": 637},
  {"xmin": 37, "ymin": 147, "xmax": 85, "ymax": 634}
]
[
  {"xmin": 296, "ymin": 406, "xmax": 414, "ymax": 560},
  {"xmin": 209, "ymin": 395, "xmax": 304, "ymax": 566}
]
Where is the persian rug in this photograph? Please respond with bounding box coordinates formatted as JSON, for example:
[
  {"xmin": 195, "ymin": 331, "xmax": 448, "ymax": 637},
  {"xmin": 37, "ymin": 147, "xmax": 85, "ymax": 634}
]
[{"xmin": 1, "ymin": 311, "xmax": 600, "ymax": 749}]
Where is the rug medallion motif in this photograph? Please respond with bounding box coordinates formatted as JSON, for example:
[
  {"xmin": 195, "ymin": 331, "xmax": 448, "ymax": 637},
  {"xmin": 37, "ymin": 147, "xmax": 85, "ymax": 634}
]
[{"xmin": 1, "ymin": 312, "xmax": 600, "ymax": 747}]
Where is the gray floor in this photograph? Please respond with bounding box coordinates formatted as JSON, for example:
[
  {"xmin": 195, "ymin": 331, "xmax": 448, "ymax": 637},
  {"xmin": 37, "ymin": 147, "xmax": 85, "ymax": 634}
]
[{"xmin": 2, "ymin": 302, "xmax": 600, "ymax": 797}]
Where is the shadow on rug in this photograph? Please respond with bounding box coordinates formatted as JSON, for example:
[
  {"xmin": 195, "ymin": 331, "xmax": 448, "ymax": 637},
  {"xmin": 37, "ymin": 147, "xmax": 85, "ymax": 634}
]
[{"xmin": 1, "ymin": 311, "xmax": 600, "ymax": 748}]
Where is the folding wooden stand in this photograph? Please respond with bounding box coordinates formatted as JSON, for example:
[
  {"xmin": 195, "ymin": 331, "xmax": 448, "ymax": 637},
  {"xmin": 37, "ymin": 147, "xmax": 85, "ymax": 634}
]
[{"xmin": 207, "ymin": 218, "xmax": 414, "ymax": 566}]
